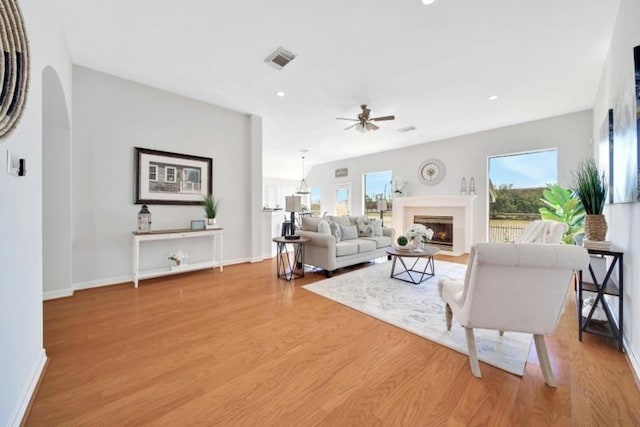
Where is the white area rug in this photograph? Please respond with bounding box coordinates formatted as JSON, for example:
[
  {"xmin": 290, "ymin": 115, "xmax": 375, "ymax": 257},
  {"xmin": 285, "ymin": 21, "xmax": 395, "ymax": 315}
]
[{"xmin": 303, "ymin": 260, "xmax": 532, "ymax": 376}]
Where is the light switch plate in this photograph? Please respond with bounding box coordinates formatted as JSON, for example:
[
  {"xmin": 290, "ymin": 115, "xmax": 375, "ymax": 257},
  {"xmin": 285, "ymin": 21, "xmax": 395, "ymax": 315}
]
[{"xmin": 7, "ymin": 150, "xmax": 20, "ymax": 176}]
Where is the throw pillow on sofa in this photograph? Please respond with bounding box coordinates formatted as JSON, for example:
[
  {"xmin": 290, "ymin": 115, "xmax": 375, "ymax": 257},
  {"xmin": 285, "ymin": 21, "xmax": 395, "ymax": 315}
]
[
  {"xmin": 371, "ymin": 219, "xmax": 383, "ymax": 236},
  {"xmin": 330, "ymin": 215, "xmax": 351, "ymax": 228},
  {"xmin": 330, "ymin": 221, "xmax": 342, "ymax": 242},
  {"xmin": 355, "ymin": 215, "xmax": 374, "ymax": 237},
  {"xmin": 340, "ymin": 224, "xmax": 358, "ymax": 240},
  {"xmin": 317, "ymin": 219, "xmax": 331, "ymax": 235}
]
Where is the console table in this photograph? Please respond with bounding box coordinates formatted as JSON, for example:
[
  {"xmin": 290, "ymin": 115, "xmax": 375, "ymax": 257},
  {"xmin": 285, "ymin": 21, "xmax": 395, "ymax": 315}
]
[
  {"xmin": 577, "ymin": 247, "xmax": 624, "ymax": 351},
  {"xmin": 132, "ymin": 228, "xmax": 223, "ymax": 288}
]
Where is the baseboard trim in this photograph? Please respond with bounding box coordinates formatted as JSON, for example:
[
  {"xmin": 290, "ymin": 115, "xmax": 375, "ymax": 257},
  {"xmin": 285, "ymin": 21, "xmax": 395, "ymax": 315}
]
[
  {"xmin": 43, "ymin": 288, "xmax": 74, "ymax": 301},
  {"xmin": 624, "ymin": 337, "xmax": 640, "ymax": 390},
  {"xmin": 71, "ymin": 258, "xmax": 251, "ymax": 291},
  {"xmin": 10, "ymin": 349, "xmax": 47, "ymax": 427}
]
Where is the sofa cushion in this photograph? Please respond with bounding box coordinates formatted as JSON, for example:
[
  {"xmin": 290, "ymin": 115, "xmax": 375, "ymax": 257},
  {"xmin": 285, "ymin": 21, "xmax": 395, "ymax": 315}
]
[
  {"xmin": 301, "ymin": 216, "xmax": 322, "ymax": 232},
  {"xmin": 361, "ymin": 235, "xmax": 392, "ymax": 249},
  {"xmin": 330, "ymin": 221, "xmax": 342, "ymax": 242},
  {"xmin": 355, "ymin": 216, "xmax": 374, "ymax": 237},
  {"xmin": 317, "ymin": 219, "xmax": 331, "ymax": 235},
  {"xmin": 371, "ymin": 219, "xmax": 383, "ymax": 236},
  {"xmin": 341, "ymin": 225, "xmax": 358, "ymax": 240},
  {"xmin": 356, "ymin": 239, "xmax": 377, "ymax": 253},
  {"xmin": 336, "ymin": 241, "xmax": 358, "ymax": 257},
  {"xmin": 332, "ymin": 215, "xmax": 352, "ymax": 228}
]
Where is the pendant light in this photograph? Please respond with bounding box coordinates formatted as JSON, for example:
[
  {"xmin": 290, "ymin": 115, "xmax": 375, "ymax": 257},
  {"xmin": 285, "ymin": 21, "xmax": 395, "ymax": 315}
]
[{"xmin": 296, "ymin": 156, "xmax": 310, "ymax": 195}]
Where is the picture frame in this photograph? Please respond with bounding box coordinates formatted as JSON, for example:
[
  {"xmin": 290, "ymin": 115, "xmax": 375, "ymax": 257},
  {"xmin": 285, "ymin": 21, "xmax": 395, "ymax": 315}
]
[
  {"xmin": 335, "ymin": 168, "xmax": 348, "ymax": 178},
  {"xmin": 134, "ymin": 147, "xmax": 212, "ymax": 205},
  {"xmin": 190, "ymin": 219, "xmax": 206, "ymax": 230}
]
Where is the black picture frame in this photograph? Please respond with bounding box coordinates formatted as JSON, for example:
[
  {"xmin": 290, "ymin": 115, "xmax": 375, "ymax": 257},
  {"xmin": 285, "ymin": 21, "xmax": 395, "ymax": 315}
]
[{"xmin": 134, "ymin": 147, "xmax": 213, "ymax": 205}]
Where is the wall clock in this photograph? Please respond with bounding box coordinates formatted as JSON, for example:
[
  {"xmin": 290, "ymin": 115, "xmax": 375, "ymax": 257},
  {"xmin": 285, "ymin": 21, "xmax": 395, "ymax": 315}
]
[{"xmin": 418, "ymin": 159, "xmax": 446, "ymax": 186}]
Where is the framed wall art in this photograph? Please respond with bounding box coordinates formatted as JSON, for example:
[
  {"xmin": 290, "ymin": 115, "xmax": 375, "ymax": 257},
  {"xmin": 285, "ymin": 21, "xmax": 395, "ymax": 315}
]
[{"xmin": 134, "ymin": 147, "xmax": 212, "ymax": 205}]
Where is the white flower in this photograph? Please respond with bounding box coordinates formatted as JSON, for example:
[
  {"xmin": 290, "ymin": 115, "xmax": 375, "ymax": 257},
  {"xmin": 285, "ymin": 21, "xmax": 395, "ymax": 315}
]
[
  {"xmin": 167, "ymin": 250, "xmax": 189, "ymax": 262},
  {"xmin": 405, "ymin": 224, "xmax": 434, "ymax": 243}
]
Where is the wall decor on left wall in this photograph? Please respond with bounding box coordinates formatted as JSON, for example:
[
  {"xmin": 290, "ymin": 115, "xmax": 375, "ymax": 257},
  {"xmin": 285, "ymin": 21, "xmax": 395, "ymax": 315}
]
[
  {"xmin": 134, "ymin": 147, "xmax": 213, "ymax": 205},
  {"xmin": 0, "ymin": 0, "xmax": 30, "ymax": 138}
]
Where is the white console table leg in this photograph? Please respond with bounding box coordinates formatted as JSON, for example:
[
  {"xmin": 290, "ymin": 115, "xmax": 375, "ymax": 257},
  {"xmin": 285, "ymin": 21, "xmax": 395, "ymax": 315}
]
[
  {"xmin": 133, "ymin": 239, "xmax": 140, "ymax": 288},
  {"xmin": 219, "ymin": 232, "xmax": 223, "ymax": 272}
]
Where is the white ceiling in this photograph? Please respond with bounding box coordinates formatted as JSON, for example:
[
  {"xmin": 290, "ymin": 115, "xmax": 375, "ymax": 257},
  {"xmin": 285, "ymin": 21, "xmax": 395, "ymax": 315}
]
[{"xmin": 59, "ymin": 0, "xmax": 620, "ymax": 179}]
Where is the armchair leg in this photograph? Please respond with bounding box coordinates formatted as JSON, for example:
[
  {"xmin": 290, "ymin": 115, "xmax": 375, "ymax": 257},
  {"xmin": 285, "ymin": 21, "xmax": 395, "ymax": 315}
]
[
  {"xmin": 499, "ymin": 331, "xmax": 504, "ymax": 337},
  {"xmin": 464, "ymin": 327, "xmax": 482, "ymax": 378},
  {"xmin": 534, "ymin": 334, "xmax": 556, "ymax": 387},
  {"xmin": 445, "ymin": 304, "xmax": 452, "ymax": 331}
]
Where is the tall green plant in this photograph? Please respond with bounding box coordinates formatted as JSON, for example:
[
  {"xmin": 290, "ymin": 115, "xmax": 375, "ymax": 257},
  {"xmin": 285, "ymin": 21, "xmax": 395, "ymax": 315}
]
[
  {"xmin": 202, "ymin": 194, "xmax": 220, "ymax": 219},
  {"xmin": 539, "ymin": 184, "xmax": 585, "ymax": 244},
  {"xmin": 573, "ymin": 158, "xmax": 607, "ymax": 215}
]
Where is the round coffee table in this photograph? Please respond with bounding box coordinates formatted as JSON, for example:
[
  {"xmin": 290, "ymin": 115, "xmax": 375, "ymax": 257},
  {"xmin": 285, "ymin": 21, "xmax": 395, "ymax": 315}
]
[{"xmin": 386, "ymin": 245, "xmax": 439, "ymax": 284}]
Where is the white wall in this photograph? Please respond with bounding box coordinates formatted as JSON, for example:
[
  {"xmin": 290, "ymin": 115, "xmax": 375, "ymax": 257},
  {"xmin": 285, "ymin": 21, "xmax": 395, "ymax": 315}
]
[
  {"xmin": 307, "ymin": 110, "xmax": 592, "ymax": 244},
  {"xmin": 72, "ymin": 66, "xmax": 260, "ymax": 288},
  {"xmin": 592, "ymin": 0, "xmax": 640, "ymax": 377},
  {"xmin": 0, "ymin": 1, "xmax": 72, "ymax": 425}
]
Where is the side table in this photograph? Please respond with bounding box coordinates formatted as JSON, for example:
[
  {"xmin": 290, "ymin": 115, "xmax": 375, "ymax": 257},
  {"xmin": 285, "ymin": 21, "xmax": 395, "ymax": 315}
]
[
  {"xmin": 273, "ymin": 237, "xmax": 309, "ymax": 281},
  {"xmin": 577, "ymin": 247, "xmax": 624, "ymax": 351}
]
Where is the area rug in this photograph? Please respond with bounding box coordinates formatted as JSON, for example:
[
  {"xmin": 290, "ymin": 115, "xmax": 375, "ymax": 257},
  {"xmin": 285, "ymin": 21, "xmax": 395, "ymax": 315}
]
[{"xmin": 303, "ymin": 260, "xmax": 532, "ymax": 376}]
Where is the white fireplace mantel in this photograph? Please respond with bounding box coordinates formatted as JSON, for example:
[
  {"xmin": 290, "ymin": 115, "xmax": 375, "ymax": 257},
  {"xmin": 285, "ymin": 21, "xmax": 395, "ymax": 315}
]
[{"xmin": 392, "ymin": 195, "xmax": 477, "ymax": 254}]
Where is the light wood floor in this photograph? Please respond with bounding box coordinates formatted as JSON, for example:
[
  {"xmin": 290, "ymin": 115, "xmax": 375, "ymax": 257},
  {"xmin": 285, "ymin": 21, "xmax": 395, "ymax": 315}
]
[{"xmin": 27, "ymin": 255, "xmax": 640, "ymax": 426}]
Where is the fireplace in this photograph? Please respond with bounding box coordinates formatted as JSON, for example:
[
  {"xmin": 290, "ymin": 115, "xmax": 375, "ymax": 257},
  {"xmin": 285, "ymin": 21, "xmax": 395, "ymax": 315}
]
[{"xmin": 414, "ymin": 215, "xmax": 453, "ymax": 251}]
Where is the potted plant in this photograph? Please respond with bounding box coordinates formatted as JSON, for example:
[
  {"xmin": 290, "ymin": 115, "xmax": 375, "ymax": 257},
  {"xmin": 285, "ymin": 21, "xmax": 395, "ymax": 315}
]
[
  {"xmin": 573, "ymin": 159, "xmax": 607, "ymax": 241},
  {"xmin": 202, "ymin": 194, "xmax": 220, "ymax": 226},
  {"xmin": 539, "ymin": 184, "xmax": 585, "ymax": 244}
]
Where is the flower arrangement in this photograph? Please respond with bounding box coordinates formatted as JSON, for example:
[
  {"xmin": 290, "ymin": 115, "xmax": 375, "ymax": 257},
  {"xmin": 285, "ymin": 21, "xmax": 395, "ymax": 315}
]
[
  {"xmin": 405, "ymin": 224, "xmax": 434, "ymax": 245},
  {"xmin": 167, "ymin": 250, "xmax": 189, "ymax": 266}
]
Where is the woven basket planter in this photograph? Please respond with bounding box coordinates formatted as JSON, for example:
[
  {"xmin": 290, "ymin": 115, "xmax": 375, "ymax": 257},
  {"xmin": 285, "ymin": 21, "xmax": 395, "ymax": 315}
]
[{"xmin": 585, "ymin": 214, "xmax": 607, "ymax": 241}]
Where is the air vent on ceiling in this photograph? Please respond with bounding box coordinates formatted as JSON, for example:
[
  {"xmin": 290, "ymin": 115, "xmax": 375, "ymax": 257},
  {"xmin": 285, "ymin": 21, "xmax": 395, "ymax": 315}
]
[
  {"xmin": 397, "ymin": 125, "xmax": 417, "ymax": 133},
  {"xmin": 264, "ymin": 47, "xmax": 296, "ymax": 70}
]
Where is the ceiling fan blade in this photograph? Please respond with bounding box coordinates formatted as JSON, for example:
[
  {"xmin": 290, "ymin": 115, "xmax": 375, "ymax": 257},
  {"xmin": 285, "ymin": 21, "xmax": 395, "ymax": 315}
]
[
  {"xmin": 365, "ymin": 122, "xmax": 380, "ymax": 131},
  {"xmin": 355, "ymin": 123, "xmax": 366, "ymax": 133},
  {"xmin": 344, "ymin": 123, "xmax": 359, "ymax": 130},
  {"xmin": 370, "ymin": 115, "xmax": 395, "ymax": 121},
  {"xmin": 336, "ymin": 117, "xmax": 359, "ymax": 121}
]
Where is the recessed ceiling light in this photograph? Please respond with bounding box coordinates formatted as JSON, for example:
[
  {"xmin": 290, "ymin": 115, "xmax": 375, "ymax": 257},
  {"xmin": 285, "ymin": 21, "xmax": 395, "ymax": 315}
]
[
  {"xmin": 422, "ymin": 0, "xmax": 435, "ymax": 5},
  {"xmin": 276, "ymin": 91, "xmax": 285, "ymax": 97},
  {"xmin": 489, "ymin": 95, "xmax": 499, "ymax": 101}
]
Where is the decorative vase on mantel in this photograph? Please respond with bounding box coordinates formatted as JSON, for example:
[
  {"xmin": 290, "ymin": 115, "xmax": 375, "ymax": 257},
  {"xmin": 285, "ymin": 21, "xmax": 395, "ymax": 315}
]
[{"xmin": 584, "ymin": 214, "xmax": 607, "ymax": 241}]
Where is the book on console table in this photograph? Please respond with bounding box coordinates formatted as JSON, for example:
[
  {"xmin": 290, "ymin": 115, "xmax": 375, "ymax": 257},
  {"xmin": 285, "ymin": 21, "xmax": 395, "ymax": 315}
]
[{"xmin": 583, "ymin": 240, "xmax": 612, "ymax": 251}]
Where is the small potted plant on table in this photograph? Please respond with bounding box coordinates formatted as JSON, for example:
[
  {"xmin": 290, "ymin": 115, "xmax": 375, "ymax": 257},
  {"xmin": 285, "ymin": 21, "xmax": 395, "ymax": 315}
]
[{"xmin": 203, "ymin": 194, "xmax": 220, "ymax": 227}]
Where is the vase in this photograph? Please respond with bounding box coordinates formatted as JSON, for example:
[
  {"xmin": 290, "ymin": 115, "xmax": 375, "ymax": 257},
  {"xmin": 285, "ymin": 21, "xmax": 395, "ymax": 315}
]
[
  {"xmin": 584, "ymin": 214, "xmax": 607, "ymax": 241},
  {"xmin": 207, "ymin": 218, "xmax": 216, "ymax": 226}
]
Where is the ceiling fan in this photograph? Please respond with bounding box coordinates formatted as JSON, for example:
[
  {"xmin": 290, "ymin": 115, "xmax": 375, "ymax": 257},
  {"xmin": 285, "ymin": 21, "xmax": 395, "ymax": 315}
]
[{"xmin": 336, "ymin": 104, "xmax": 395, "ymax": 133}]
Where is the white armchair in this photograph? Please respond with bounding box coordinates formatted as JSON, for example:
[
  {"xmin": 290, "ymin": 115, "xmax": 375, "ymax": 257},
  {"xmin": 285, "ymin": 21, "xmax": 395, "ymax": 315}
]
[
  {"xmin": 439, "ymin": 242, "xmax": 588, "ymax": 386},
  {"xmin": 516, "ymin": 220, "xmax": 568, "ymax": 244}
]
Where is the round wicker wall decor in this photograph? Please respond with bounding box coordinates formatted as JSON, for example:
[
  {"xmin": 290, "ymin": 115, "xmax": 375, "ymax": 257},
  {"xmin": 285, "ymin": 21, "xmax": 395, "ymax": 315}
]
[{"xmin": 0, "ymin": 0, "xmax": 29, "ymax": 138}]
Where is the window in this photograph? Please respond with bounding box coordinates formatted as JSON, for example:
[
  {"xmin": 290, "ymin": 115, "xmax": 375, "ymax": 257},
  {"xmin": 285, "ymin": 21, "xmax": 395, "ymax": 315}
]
[
  {"xmin": 181, "ymin": 167, "xmax": 202, "ymax": 192},
  {"xmin": 310, "ymin": 187, "xmax": 321, "ymax": 217},
  {"xmin": 165, "ymin": 166, "xmax": 176, "ymax": 183},
  {"xmin": 364, "ymin": 170, "xmax": 392, "ymax": 223},
  {"xmin": 334, "ymin": 183, "xmax": 351, "ymax": 216},
  {"xmin": 149, "ymin": 165, "xmax": 157, "ymax": 181},
  {"xmin": 488, "ymin": 149, "xmax": 558, "ymax": 242}
]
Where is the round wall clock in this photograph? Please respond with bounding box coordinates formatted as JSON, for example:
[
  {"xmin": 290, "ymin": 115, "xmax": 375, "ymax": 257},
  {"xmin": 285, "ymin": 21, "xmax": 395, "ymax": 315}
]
[{"xmin": 418, "ymin": 159, "xmax": 446, "ymax": 186}]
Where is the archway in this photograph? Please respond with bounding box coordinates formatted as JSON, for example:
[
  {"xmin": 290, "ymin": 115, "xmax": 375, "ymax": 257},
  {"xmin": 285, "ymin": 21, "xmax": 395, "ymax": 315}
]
[{"xmin": 42, "ymin": 66, "xmax": 72, "ymax": 298}]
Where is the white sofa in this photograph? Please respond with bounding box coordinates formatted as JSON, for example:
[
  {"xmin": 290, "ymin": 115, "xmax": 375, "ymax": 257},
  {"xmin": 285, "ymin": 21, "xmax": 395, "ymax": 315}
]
[{"xmin": 296, "ymin": 215, "xmax": 395, "ymax": 277}]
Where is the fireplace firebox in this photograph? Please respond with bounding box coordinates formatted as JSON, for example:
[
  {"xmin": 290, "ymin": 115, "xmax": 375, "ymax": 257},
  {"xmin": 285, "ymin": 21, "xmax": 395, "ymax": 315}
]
[{"xmin": 413, "ymin": 215, "xmax": 453, "ymax": 251}]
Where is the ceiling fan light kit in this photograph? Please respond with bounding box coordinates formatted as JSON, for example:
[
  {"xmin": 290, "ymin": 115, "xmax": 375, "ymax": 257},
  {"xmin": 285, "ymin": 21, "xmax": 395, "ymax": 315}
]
[{"xmin": 337, "ymin": 104, "xmax": 395, "ymax": 133}]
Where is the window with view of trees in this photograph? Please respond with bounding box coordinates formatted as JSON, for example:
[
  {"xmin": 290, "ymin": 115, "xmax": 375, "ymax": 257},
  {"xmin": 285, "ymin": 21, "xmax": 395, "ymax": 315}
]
[
  {"xmin": 310, "ymin": 188, "xmax": 321, "ymax": 217},
  {"xmin": 488, "ymin": 149, "xmax": 557, "ymax": 242},
  {"xmin": 363, "ymin": 170, "xmax": 392, "ymax": 223}
]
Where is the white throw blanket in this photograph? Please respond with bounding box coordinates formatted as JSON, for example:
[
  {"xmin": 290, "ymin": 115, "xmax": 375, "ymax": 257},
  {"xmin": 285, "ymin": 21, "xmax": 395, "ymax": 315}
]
[{"xmin": 515, "ymin": 220, "xmax": 565, "ymax": 244}]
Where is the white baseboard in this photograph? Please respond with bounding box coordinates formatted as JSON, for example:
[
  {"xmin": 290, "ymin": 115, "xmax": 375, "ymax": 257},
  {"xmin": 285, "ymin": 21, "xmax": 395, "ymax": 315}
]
[
  {"xmin": 43, "ymin": 288, "xmax": 74, "ymax": 301},
  {"xmin": 624, "ymin": 337, "xmax": 640, "ymax": 388},
  {"xmin": 71, "ymin": 258, "xmax": 251, "ymax": 291},
  {"xmin": 9, "ymin": 349, "xmax": 47, "ymax": 427},
  {"xmin": 73, "ymin": 274, "xmax": 133, "ymax": 291}
]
